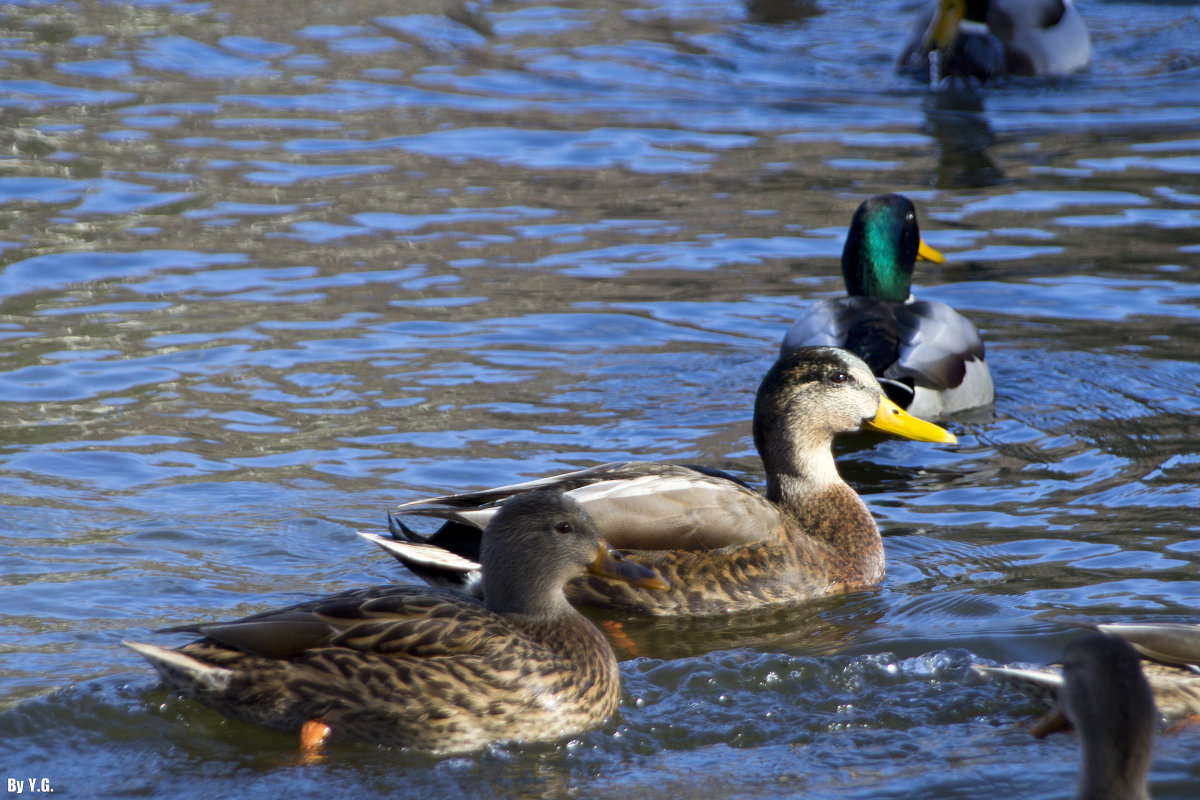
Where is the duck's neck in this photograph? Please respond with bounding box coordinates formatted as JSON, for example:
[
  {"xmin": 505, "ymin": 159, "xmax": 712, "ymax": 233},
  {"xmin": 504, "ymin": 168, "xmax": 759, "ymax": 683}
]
[
  {"xmin": 844, "ymin": 217, "xmax": 914, "ymax": 303},
  {"xmin": 1076, "ymin": 728, "xmax": 1152, "ymax": 800},
  {"xmin": 485, "ymin": 571, "xmax": 575, "ymax": 619},
  {"xmin": 510, "ymin": 600, "xmax": 618, "ymax": 665},
  {"xmin": 763, "ymin": 447, "xmax": 842, "ymax": 508},
  {"xmin": 845, "ymin": 252, "xmax": 912, "ymax": 303},
  {"xmin": 763, "ymin": 445, "xmax": 883, "ymax": 581}
]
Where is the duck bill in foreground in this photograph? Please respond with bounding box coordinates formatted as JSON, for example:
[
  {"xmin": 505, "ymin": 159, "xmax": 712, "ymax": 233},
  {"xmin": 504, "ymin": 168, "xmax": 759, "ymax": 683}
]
[
  {"xmin": 591, "ymin": 541, "xmax": 670, "ymax": 591},
  {"xmin": 864, "ymin": 396, "xmax": 958, "ymax": 444},
  {"xmin": 918, "ymin": 237, "xmax": 945, "ymax": 263}
]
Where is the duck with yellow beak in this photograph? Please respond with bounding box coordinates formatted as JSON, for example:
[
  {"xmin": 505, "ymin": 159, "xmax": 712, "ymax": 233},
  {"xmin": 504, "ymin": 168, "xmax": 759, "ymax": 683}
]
[
  {"xmin": 781, "ymin": 194, "xmax": 994, "ymax": 419},
  {"xmin": 366, "ymin": 346, "xmax": 956, "ymax": 617},
  {"xmin": 898, "ymin": 0, "xmax": 1091, "ymax": 81}
]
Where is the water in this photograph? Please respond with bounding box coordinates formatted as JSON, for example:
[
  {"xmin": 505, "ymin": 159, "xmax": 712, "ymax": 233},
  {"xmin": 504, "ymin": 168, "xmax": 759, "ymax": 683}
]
[{"xmin": 1, "ymin": 0, "xmax": 1198, "ymax": 796}]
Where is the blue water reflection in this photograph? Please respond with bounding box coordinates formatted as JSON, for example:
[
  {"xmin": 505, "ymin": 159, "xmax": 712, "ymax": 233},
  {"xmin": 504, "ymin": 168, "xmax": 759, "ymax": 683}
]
[{"xmin": 0, "ymin": 0, "xmax": 1198, "ymax": 797}]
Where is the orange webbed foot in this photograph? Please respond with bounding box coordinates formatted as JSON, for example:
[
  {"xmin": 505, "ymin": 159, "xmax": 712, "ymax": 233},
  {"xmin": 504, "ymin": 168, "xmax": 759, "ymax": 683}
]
[{"xmin": 300, "ymin": 719, "xmax": 332, "ymax": 762}]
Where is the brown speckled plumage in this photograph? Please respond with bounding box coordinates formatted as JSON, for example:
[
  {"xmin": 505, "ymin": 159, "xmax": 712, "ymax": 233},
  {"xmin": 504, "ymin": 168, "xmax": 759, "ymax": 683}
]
[
  {"xmin": 127, "ymin": 489, "xmax": 663, "ymax": 752},
  {"xmin": 376, "ymin": 348, "xmax": 954, "ymax": 617}
]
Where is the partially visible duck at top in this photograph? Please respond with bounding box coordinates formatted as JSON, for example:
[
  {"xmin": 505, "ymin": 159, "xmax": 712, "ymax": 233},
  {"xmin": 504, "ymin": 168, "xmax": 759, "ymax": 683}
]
[
  {"xmin": 780, "ymin": 193, "xmax": 994, "ymax": 419},
  {"xmin": 897, "ymin": 0, "xmax": 1092, "ymax": 82}
]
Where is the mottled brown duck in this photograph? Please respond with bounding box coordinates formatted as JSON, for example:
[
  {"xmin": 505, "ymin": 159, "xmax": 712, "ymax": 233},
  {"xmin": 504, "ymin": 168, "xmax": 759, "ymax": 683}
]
[
  {"xmin": 366, "ymin": 346, "xmax": 956, "ymax": 617},
  {"xmin": 981, "ymin": 632, "xmax": 1158, "ymax": 800},
  {"xmin": 1061, "ymin": 634, "xmax": 1156, "ymax": 800},
  {"xmin": 126, "ymin": 488, "xmax": 667, "ymax": 754},
  {"xmin": 976, "ymin": 622, "xmax": 1200, "ymax": 729}
]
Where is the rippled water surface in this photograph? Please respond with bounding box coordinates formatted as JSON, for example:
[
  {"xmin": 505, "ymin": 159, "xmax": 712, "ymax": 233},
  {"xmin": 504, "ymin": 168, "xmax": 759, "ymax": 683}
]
[{"xmin": 2, "ymin": 0, "xmax": 1199, "ymax": 796}]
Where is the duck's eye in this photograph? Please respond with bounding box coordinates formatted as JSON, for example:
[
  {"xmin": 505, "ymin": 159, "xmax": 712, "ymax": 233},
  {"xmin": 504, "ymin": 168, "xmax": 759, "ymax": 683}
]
[
  {"xmin": 829, "ymin": 371, "xmax": 850, "ymax": 384},
  {"xmin": 555, "ymin": 521, "xmax": 572, "ymax": 534}
]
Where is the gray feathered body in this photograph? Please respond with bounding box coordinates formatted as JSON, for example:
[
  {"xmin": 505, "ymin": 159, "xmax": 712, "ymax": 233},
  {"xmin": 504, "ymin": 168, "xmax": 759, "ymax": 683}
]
[{"xmin": 781, "ymin": 295, "xmax": 992, "ymax": 418}]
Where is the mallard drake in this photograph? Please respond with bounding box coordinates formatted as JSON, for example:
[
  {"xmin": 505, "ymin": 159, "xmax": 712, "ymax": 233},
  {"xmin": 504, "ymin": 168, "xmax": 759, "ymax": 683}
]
[
  {"xmin": 976, "ymin": 622, "xmax": 1200, "ymax": 729},
  {"xmin": 125, "ymin": 488, "xmax": 668, "ymax": 754},
  {"xmin": 980, "ymin": 633, "xmax": 1157, "ymax": 800},
  {"xmin": 897, "ymin": 0, "xmax": 1091, "ymax": 81},
  {"xmin": 365, "ymin": 347, "xmax": 956, "ymax": 618},
  {"xmin": 780, "ymin": 194, "xmax": 993, "ymax": 419}
]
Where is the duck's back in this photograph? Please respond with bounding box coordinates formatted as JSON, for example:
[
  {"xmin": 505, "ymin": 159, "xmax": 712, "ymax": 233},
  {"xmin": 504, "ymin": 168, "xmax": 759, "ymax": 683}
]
[
  {"xmin": 782, "ymin": 295, "xmax": 992, "ymax": 416},
  {"xmin": 566, "ymin": 480, "xmax": 883, "ymax": 616}
]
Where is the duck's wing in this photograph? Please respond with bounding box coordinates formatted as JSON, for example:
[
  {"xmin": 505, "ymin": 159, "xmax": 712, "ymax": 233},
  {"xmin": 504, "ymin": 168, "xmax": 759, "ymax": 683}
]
[
  {"xmin": 362, "ymin": 530, "xmax": 484, "ymax": 597},
  {"xmin": 895, "ymin": 0, "xmax": 1007, "ymax": 81},
  {"xmin": 887, "ymin": 299, "xmax": 991, "ymax": 390},
  {"xmin": 780, "ymin": 297, "xmax": 868, "ymax": 354},
  {"xmin": 896, "ymin": 0, "xmax": 937, "ymax": 75},
  {"xmin": 395, "ymin": 461, "xmax": 781, "ymax": 553},
  {"xmin": 780, "ymin": 297, "xmax": 844, "ymax": 354},
  {"xmin": 974, "ymin": 663, "xmax": 1073, "ymax": 736},
  {"xmin": 992, "ymin": 0, "xmax": 1091, "ymax": 76},
  {"xmin": 974, "ymin": 663, "xmax": 1063, "ymax": 699},
  {"xmin": 1095, "ymin": 622, "xmax": 1200, "ymax": 671},
  {"xmin": 155, "ymin": 585, "xmax": 504, "ymax": 660}
]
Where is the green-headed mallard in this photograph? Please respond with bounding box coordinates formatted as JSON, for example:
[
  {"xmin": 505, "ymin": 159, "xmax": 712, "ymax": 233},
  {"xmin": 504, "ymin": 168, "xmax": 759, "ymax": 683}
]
[
  {"xmin": 898, "ymin": 0, "xmax": 1091, "ymax": 81},
  {"xmin": 980, "ymin": 632, "xmax": 1157, "ymax": 800},
  {"xmin": 364, "ymin": 347, "xmax": 956, "ymax": 618},
  {"xmin": 780, "ymin": 194, "xmax": 993, "ymax": 419},
  {"xmin": 126, "ymin": 488, "xmax": 667, "ymax": 753}
]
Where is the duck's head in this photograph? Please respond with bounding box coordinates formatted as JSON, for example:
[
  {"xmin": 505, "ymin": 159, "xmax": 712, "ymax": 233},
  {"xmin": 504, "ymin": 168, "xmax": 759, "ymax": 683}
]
[
  {"xmin": 1060, "ymin": 633, "xmax": 1156, "ymax": 800},
  {"xmin": 753, "ymin": 347, "xmax": 955, "ymax": 482},
  {"xmin": 842, "ymin": 194, "xmax": 944, "ymax": 303},
  {"xmin": 481, "ymin": 487, "xmax": 667, "ymax": 616}
]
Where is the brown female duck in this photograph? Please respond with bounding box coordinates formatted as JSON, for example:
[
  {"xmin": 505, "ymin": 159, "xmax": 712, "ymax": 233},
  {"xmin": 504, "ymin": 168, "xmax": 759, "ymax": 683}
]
[
  {"xmin": 980, "ymin": 632, "xmax": 1158, "ymax": 800},
  {"xmin": 978, "ymin": 622, "xmax": 1200, "ymax": 728},
  {"xmin": 1060, "ymin": 634, "xmax": 1156, "ymax": 800},
  {"xmin": 126, "ymin": 488, "xmax": 667, "ymax": 753},
  {"xmin": 366, "ymin": 347, "xmax": 956, "ymax": 617}
]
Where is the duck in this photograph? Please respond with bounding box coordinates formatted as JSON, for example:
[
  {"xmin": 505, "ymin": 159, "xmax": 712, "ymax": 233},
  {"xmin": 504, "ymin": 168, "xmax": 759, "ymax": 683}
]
[
  {"xmin": 976, "ymin": 622, "xmax": 1200, "ymax": 729},
  {"xmin": 779, "ymin": 194, "xmax": 993, "ymax": 419},
  {"xmin": 981, "ymin": 632, "xmax": 1157, "ymax": 800},
  {"xmin": 364, "ymin": 346, "xmax": 957, "ymax": 618},
  {"xmin": 897, "ymin": 0, "xmax": 1091, "ymax": 82},
  {"xmin": 1063, "ymin": 634, "xmax": 1157, "ymax": 800},
  {"xmin": 125, "ymin": 487, "xmax": 668, "ymax": 754}
]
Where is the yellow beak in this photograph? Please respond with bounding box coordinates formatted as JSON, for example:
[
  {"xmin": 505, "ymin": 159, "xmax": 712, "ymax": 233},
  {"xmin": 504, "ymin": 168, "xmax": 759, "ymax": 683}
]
[
  {"xmin": 918, "ymin": 237, "xmax": 946, "ymax": 264},
  {"xmin": 864, "ymin": 396, "xmax": 957, "ymax": 444},
  {"xmin": 926, "ymin": 0, "xmax": 966, "ymax": 51}
]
